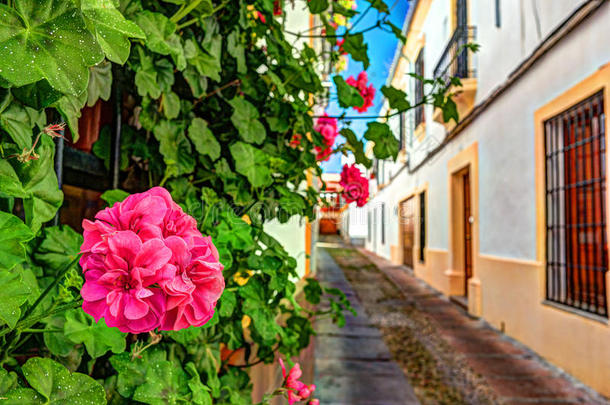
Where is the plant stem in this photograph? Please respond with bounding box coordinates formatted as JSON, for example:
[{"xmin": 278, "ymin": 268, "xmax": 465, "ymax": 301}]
[
  {"xmin": 20, "ymin": 254, "xmax": 82, "ymax": 322},
  {"xmin": 21, "ymin": 328, "xmax": 62, "ymax": 333},
  {"xmin": 170, "ymin": 0, "xmax": 203, "ymax": 23}
]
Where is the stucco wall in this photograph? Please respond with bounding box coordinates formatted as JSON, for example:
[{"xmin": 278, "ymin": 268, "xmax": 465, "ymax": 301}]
[{"xmin": 365, "ymin": 0, "xmax": 610, "ymax": 396}]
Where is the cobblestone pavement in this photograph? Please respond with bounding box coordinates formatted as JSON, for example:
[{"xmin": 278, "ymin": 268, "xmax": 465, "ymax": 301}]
[
  {"xmin": 313, "ymin": 242, "xmax": 420, "ymax": 405},
  {"xmin": 315, "ymin": 238, "xmax": 608, "ymax": 404}
]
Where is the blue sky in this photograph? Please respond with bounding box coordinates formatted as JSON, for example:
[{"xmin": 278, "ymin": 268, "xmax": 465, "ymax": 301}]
[{"xmin": 321, "ymin": 0, "xmax": 409, "ymax": 173}]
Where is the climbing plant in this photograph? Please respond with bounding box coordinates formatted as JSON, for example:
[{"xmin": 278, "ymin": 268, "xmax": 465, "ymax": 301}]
[{"xmin": 0, "ymin": 0, "xmax": 470, "ymax": 403}]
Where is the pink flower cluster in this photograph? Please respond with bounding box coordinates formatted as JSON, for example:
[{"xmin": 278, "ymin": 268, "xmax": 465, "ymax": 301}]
[
  {"xmin": 346, "ymin": 71, "xmax": 375, "ymax": 113},
  {"xmin": 279, "ymin": 359, "xmax": 318, "ymax": 404},
  {"xmin": 314, "ymin": 113, "xmax": 338, "ymax": 161},
  {"xmin": 340, "ymin": 164, "xmax": 369, "ymax": 207},
  {"xmin": 80, "ymin": 187, "xmax": 225, "ymax": 334}
]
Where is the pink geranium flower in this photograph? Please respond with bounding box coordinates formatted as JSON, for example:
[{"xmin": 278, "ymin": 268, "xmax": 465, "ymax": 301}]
[
  {"xmin": 81, "ymin": 231, "xmax": 174, "ymax": 333},
  {"xmin": 80, "ymin": 187, "xmax": 224, "ymax": 334},
  {"xmin": 314, "ymin": 114, "xmax": 338, "ymax": 161},
  {"xmin": 340, "ymin": 164, "xmax": 369, "ymax": 207},
  {"xmin": 346, "ymin": 71, "xmax": 375, "ymax": 113},
  {"xmin": 159, "ymin": 236, "xmax": 224, "ymax": 331},
  {"xmin": 279, "ymin": 359, "xmax": 317, "ymax": 404}
]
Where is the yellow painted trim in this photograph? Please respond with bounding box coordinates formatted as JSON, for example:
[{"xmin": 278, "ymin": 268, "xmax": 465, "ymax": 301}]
[
  {"xmin": 534, "ymin": 62, "xmax": 610, "ymax": 301},
  {"xmin": 414, "ymin": 123, "xmax": 426, "ymax": 142},
  {"xmin": 304, "ymin": 169, "xmax": 313, "ymax": 276},
  {"xmin": 447, "ymin": 142, "xmax": 480, "ymax": 316},
  {"xmin": 404, "ymin": 0, "xmax": 432, "ymax": 60}
]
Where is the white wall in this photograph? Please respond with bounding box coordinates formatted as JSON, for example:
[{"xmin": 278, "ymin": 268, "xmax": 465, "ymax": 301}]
[{"xmin": 366, "ymin": 0, "xmax": 610, "ymax": 261}]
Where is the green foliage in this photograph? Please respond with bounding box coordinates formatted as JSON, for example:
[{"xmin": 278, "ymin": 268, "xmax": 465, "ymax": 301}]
[
  {"xmin": 0, "ymin": 0, "xmax": 468, "ymax": 401},
  {"xmin": 0, "ymin": 211, "xmax": 34, "ymax": 270},
  {"xmin": 381, "ymin": 85, "xmax": 410, "ymax": 112},
  {"xmin": 364, "ymin": 122, "xmax": 400, "ymax": 160},
  {"xmin": 334, "ymin": 75, "xmax": 364, "ymax": 109},
  {"xmin": 4, "ymin": 357, "xmax": 106, "ymax": 404},
  {"xmin": 0, "ymin": 0, "xmax": 104, "ymax": 95},
  {"xmin": 229, "ymin": 97, "xmax": 267, "ymax": 145}
]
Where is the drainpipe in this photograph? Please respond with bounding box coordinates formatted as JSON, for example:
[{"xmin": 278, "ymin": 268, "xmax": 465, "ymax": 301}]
[{"xmin": 110, "ymin": 66, "xmax": 122, "ymax": 189}]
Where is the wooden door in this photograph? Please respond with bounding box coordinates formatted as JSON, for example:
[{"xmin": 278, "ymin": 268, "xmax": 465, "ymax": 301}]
[
  {"xmin": 463, "ymin": 171, "xmax": 472, "ymax": 294},
  {"xmin": 400, "ymin": 197, "xmax": 415, "ymax": 267}
]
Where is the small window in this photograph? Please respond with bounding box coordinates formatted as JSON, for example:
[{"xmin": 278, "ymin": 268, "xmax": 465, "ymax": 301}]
[
  {"xmin": 381, "ymin": 204, "xmax": 386, "ymax": 245},
  {"xmin": 419, "ymin": 191, "xmax": 426, "ymax": 262},
  {"xmin": 495, "ymin": 0, "xmax": 501, "ymax": 28}
]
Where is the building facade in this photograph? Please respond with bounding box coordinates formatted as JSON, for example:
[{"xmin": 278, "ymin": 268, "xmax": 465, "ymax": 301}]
[{"xmin": 360, "ymin": 0, "xmax": 610, "ymax": 396}]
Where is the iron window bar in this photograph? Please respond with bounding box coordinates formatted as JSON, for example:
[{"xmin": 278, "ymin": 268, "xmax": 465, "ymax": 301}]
[
  {"xmin": 544, "ymin": 90, "xmax": 607, "ymax": 318},
  {"xmin": 433, "ymin": 25, "xmax": 477, "ymax": 86}
]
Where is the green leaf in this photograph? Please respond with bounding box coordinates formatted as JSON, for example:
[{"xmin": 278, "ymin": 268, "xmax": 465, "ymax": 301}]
[
  {"xmin": 0, "ymin": 212, "xmax": 32, "ymax": 271},
  {"xmin": 183, "ymin": 66, "xmax": 208, "ymax": 97},
  {"xmin": 304, "ymin": 278, "xmax": 322, "ymax": 305},
  {"xmin": 87, "ymin": 61, "xmax": 112, "ymax": 107},
  {"xmin": 101, "ymin": 189, "xmax": 130, "ymax": 206},
  {"xmin": 0, "ymin": 0, "xmax": 104, "ymax": 95},
  {"xmin": 12, "ymin": 80, "xmax": 63, "ymax": 110},
  {"xmin": 81, "ymin": 0, "xmax": 145, "ymax": 64},
  {"xmin": 135, "ymin": 11, "xmax": 177, "ymax": 55},
  {"xmin": 229, "ymin": 97, "xmax": 266, "ymax": 144},
  {"xmin": 441, "ymin": 97, "xmax": 459, "ymax": 123},
  {"xmin": 110, "ymin": 350, "xmax": 166, "ymax": 398},
  {"xmin": 0, "ymin": 269, "xmax": 31, "ymax": 329},
  {"xmin": 227, "ymin": 31, "xmax": 246, "ymax": 74},
  {"xmin": 165, "ymin": 326, "xmax": 202, "ymax": 345},
  {"xmin": 185, "ymin": 363, "xmax": 212, "ymax": 405},
  {"xmin": 135, "ymin": 11, "xmax": 185, "ymax": 69},
  {"xmin": 33, "ymin": 225, "xmax": 82, "ymax": 272},
  {"xmin": 0, "ymin": 102, "xmax": 44, "ymax": 150},
  {"xmin": 384, "ymin": 21, "xmax": 406, "ymax": 43},
  {"xmin": 340, "ymin": 128, "xmax": 372, "ymax": 168},
  {"xmin": 363, "ymin": 122, "xmax": 399, "ymax": 160},
  {"xmin": 4, "ymin": 357, "xmax": 106, "ymax": 404},
  {"xmin": 333, "ymin": 75, "xmax": 364, "ymax": 109},
  {"xmin": 43, "ymin": 315, "xmax": 75, "ymax": 357},
  {"xmin": 0, "ymin": 367, "xmax": 18, "ymax": 395},
  {"xmin": 365, "ymin": 0, "xmax": 389, "ymax": 13},
  {"xmin": 133, "ymin": 360, "xmax": 189, "ymax": 405},
  {"xmin": 53, "ymin": 91, "xmax": 87, "ymax": 142},
  {"xmin": 381, "ymin": 85, "xmax": 410, "ymax": 112},
  {"xmin": 229, "ymin": 142, "xmax": 273, "ymax": 188},
  {"xmin": 343, "ymin": 33, "xmax": 369, "ymax": 69},
  {"xmin": 185, "ymin": 37, "xmax": 222, "ymax": 82},
  {"xmin": 162, "ymin": 91, "xmax": 181, "ymax": 119},
  {"xmin": 188, "ymin": 117, "xmax": 220, "ymax": 161},
  {"xmin": 153, "ymin": 120, "xmax": 195, "ymax": 176},
  {"xmin": 218, "ymin": 290, "xmax": 236, "ymax": 318},
  {"xmin": 307, "ymin": 0, "xmax": 329, "ymax": 13},
  {"xmin": 64, "ymin": 310, "xmax": 127, "ymax": 359},
  {"xmin": 134, "ymin": 47, "xmax": 162, "ymax": 99},
  {"xmin": 0, "ymin": 135, "xmax": 64, "ymax": 233}
]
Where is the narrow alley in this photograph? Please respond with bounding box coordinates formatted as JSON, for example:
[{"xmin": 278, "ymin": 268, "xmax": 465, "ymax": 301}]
[{"xmin": 313, "ymin": 237, "xmax": 609, "ymax": 405}]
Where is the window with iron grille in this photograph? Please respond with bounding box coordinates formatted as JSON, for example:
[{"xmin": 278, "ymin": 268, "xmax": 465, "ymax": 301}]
[
  {"xmin": 419, "ymin": 191, "xmax": 426, "ymax": 263},
  {"xmin": 414, "ymin": 48, "xmax": 425, "ymax": 129},
  {"xmin": 544, "ymin": 90, "xmax": 607, "ymax": 318}
]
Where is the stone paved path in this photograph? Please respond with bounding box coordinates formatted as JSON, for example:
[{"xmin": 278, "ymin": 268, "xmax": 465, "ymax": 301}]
[
  {"xmin": 313, "ymin": 242, "xmax": 420, "ymax": 405},
  {"xmin": 358, "ymin": 247, "xmax": 610, "ymax": 405}
]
